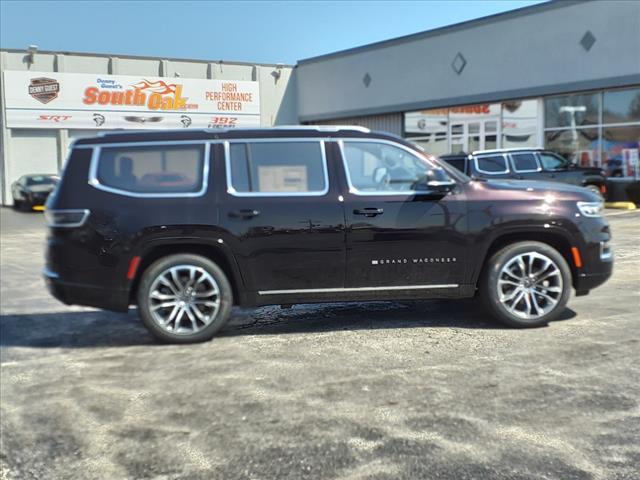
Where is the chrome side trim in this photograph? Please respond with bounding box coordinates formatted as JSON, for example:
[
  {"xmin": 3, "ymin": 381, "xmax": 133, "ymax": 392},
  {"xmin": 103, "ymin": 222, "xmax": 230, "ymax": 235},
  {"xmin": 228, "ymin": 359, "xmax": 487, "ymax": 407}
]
[
  {"xmin": 224, "ymin": 138, "xmax": 330, "ymax": 197},
  {"xmin": 88, "ymin": 141, "xmax": 212, "ymax": 198},
  {"xmin": 337, "ymin": 139, "xmax": 443, "ymax": 196},
  {"xmin": 42, "ymin": 267, "xmax": 60, "ymax": 279},
  {"xmin": 473, "ymin": 153, "xmax": 510, "ymax": 175},
  {"xmin": 258, "ymin": 284, "xmax": 458, "ymax": 295}
]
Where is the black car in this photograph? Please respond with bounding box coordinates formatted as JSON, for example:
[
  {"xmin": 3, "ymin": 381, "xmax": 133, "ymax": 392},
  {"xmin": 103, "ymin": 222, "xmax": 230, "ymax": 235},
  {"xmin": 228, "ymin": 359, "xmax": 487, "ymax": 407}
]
[
  {"xmin": 44, "ymin": 127, "xmax": 612, "ymax": 343},
  {"xmin": 440, "ymin": 149, "xmax": 607, "ymax": 198},
  {"xmin": 11, "ymin": 174, "xmax": 59, "ymax": 211}
]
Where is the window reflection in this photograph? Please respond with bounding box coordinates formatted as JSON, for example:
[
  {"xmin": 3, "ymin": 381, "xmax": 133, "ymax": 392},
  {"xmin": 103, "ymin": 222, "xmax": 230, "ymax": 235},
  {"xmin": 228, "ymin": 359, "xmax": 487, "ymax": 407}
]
[
  {"xmin": 603, "ymin": 87, "xmax": 640, "ymax": 125},
  {"xmin": 544, "ymin": 128, "xmax": 600, "ymax": 167},
  {"xmin": 602, "ymin": 125, "xmax": 640, "ymax": 177},
  {"xmin": 545, "ymin": 93, "xmax": 599, "ymax": 128}
]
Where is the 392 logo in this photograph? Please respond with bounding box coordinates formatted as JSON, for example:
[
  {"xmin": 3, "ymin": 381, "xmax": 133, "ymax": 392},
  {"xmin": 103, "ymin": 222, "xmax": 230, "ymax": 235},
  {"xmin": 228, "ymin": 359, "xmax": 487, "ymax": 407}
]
[{"xmin": 208, "ymin": 116, "xmax": 238, "ymax": 128}]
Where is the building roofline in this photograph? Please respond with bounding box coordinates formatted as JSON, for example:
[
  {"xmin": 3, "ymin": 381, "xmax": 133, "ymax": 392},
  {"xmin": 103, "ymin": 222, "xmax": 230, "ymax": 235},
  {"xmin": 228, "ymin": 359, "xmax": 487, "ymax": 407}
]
[
  {"xmin": 0, "ymin": 48, "xmax": 294, "ymax": 69},
  {"xmin": 298, "ymin": 0, "xmax": 580, "ymax": 65}
]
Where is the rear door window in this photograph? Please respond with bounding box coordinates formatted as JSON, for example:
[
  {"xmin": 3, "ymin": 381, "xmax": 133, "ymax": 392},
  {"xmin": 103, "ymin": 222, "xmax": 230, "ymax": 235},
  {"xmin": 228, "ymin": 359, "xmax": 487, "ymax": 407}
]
[
  {"xmin": 475, "ymin": 154, "xmax": 509, "ymax": 174},
  {"xmin": 94, "ymin": 143, "xmax": 206, "ymax": 195},
  {"xmin": 227, "ymin": 141, "xmax": 327, "ymax": 195},
  {"xmin": 510, "ymin": 153, "xmax": 540, "ymax": 172}
]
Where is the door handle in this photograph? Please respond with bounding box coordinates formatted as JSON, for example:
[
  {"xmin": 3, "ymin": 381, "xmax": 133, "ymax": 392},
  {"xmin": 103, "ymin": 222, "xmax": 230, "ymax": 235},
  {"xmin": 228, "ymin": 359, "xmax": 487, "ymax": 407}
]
[
  {"xmin": 228, "ymin": 209, "xmax": 260, "ymax": 219},
  {"xmin": 354, "ymin": 207, "xmax": 384, "ymax": 217}
]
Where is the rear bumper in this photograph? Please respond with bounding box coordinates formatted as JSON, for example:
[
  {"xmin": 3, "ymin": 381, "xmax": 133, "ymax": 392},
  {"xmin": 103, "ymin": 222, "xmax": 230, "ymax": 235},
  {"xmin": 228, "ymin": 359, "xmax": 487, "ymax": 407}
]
[{"xmin": 44, "ymin": 268, "xmax": 129, "ymax": 312}]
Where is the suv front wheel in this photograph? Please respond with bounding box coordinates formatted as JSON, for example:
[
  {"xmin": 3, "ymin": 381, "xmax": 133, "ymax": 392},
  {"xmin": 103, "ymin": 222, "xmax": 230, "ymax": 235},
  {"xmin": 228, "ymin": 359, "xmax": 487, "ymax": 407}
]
[
  {"xmin": 480, "ymin": 241, "xmax": 571, "ymax": 328},
  {"xmin": 137, "ymin": 254, "xmax": 233, "ymax": 343}
]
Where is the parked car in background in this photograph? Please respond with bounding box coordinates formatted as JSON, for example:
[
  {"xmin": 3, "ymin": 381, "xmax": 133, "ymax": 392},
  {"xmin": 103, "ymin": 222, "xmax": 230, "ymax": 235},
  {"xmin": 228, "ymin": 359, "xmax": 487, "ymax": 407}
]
[
  {"xmin": 11, "ymin": 174, "xmax": 59, "ymax": 210},
  {"xmin": 44, "ymin": 127, "xmax": 612, "ymax": 343},
  {"xmin": 440, "ymin": 149, "xmax": 607, "ymax": 198}
]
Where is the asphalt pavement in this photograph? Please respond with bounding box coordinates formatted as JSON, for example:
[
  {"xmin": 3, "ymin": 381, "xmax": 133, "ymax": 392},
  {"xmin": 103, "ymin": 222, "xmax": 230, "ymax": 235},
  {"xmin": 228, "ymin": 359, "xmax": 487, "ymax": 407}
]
[{"xmin": 1, "ymin": 206, "xmax": 639, "ymax": 480}]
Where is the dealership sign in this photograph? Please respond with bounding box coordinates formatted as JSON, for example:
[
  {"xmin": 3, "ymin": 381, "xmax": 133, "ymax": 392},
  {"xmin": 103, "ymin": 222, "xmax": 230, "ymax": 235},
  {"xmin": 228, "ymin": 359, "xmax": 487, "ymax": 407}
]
[{"xmin": 3, "ymin": 71, "xmax": 261, "ymax": 129}]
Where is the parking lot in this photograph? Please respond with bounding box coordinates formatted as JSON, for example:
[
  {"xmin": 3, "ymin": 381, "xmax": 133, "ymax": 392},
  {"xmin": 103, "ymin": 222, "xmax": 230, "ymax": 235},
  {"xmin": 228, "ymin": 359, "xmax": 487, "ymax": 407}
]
[{"xmin": 1, "ymin": 207, "xmax": 639, "ymax": 480}]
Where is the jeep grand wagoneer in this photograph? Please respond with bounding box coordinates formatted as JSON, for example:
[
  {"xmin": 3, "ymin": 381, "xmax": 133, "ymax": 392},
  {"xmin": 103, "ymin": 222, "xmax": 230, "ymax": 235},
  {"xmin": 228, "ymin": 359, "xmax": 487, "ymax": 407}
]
[{"xmin": 44, "ymin": 127, "xmax": 613, "ymax": 343}]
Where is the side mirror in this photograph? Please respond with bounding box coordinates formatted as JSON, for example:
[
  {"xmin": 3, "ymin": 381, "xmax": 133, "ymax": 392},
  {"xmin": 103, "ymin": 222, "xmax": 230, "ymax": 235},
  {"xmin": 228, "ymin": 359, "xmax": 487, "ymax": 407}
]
[
  {"xmin": 426, "ymin": 179, "xmax": 456, "ymax": 194},
  {"xmin": 413, "ymin": 168, "xmax": 456, "ymax": 194}
]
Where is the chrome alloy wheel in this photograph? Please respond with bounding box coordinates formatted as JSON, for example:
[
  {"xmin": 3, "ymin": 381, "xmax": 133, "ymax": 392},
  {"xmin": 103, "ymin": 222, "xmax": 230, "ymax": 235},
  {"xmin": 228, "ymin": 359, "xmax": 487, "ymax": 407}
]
[
  {"xmin": 148, "ymin": 265, "xmax": 221, "ymax": 335},
  {"xmin": 497, "ymin": 252, "xmax": 563, "ymax": 320}
]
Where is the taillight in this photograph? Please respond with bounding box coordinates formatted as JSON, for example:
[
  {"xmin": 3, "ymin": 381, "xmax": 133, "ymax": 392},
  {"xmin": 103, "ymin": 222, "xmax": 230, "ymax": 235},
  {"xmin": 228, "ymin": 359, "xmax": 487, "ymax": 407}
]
[{"xmin": 44, "ymin": 209, "xmax": 90, "ymax": 228}]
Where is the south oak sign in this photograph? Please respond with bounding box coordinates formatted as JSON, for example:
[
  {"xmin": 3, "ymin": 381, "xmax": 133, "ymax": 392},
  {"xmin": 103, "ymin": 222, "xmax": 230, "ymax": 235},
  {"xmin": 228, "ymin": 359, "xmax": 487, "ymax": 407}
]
[{"xmin": 3, "ymin": 71, "xmax": 261, "ymax": 129}]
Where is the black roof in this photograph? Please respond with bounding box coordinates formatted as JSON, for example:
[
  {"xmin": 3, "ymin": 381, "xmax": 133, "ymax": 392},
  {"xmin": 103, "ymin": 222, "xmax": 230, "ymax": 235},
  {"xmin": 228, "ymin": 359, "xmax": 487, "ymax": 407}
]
[{"xmin": 72, "ymin": 126, "xmax": 404, "ymax": 146}]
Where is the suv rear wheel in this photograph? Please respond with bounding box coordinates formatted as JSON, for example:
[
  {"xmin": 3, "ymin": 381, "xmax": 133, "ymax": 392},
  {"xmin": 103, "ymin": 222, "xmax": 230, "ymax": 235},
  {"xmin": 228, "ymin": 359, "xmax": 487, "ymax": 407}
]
[
  {"xmin": 137, "ymin": 254, "xmax": 233, "ymax": 343},
  {"xmin": 480, "ymin": 241, "xmax": 571, "ymax": 328}
]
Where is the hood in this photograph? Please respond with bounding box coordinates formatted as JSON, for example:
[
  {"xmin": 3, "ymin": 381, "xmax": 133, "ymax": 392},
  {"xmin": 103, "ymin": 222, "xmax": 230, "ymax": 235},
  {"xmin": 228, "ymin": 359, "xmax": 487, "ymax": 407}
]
[
  {"xmin": 573, "ymin": 166, "xmax": 605, "ymax": 176},
  {"xmin": 480, "ymin": 178, "xmax": 600, "ymax": 201}
]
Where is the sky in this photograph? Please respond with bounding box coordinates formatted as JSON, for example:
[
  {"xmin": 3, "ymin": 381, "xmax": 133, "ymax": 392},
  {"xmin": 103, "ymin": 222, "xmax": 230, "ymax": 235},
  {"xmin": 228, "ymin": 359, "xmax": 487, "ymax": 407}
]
[{"xmin": 1, "ymin": 0, "xmax": 546, "ymax": 64}]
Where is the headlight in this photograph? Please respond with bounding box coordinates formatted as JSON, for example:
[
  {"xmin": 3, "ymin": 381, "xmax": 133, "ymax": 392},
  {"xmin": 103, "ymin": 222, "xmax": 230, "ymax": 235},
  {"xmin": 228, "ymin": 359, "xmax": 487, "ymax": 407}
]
[{"xmin": 577, "ymin": 201, "xmax": 603, "ymax": 217}]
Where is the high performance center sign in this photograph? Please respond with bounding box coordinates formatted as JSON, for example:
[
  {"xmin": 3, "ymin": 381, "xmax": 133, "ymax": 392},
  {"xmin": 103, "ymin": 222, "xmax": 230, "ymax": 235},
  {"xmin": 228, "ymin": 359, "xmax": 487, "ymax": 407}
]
[{"xmin": 3, "ymin": 71, "xmax": 261, "ymax": 129}]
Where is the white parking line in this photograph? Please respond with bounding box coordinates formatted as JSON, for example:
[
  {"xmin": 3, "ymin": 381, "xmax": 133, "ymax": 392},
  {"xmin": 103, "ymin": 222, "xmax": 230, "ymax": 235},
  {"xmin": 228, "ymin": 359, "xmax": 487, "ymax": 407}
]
[{"xmin": 604, "ymin": 209, "xmax": 639, "ymax": 217}]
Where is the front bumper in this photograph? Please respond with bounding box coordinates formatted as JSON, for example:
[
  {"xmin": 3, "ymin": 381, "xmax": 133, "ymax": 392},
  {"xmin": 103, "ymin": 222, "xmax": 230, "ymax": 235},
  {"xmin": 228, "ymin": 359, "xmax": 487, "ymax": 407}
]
[{"xmin": 44, "ymin": 268, "xmax": 129, "ymax": 312}]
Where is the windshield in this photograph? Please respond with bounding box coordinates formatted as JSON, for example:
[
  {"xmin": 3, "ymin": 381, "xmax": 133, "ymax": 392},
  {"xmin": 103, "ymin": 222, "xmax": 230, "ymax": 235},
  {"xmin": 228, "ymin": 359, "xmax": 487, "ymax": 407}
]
[
  {"xmin": 404, "ymin": 139, "xmax": 471, "ymax": 183},
  {"xmin": 26, "ymin": 175, "xmax": 57, "ymax": 186},
  {"xmin": 538, "ymin": 152, "xmax": 570, "ymax": 170}
]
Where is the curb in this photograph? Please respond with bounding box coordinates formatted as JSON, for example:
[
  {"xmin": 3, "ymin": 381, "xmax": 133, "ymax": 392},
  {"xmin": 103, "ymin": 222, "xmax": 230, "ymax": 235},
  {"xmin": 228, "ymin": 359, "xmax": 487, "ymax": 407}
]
[{"xmin": 604, "ymin": 202, "xmax": 637, "ymax": 210}]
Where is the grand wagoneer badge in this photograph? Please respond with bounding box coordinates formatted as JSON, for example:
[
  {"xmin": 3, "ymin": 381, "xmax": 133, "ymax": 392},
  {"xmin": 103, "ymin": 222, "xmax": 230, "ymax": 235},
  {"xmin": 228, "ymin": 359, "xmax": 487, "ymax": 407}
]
[{"xmin": 371, "ymin": 257, "xmax": 458, "ymax": 265}]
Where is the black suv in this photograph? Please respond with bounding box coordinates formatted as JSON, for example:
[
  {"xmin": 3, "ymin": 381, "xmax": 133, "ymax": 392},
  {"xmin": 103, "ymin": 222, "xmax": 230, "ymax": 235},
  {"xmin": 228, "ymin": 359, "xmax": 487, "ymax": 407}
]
[
  {"xmin": 44, "ymin": 127, "xmax": 613, "ymax": 343},
  {"xmin": 440, "ymin": 149, "xmax": 607, "ymax": 198}
]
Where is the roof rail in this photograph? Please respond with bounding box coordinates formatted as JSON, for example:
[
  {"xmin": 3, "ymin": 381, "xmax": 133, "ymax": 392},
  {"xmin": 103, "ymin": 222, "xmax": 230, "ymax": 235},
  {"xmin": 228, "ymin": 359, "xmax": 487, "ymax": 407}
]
[
  {"xmin": 471, "ymin": 147, "xmax": 545, "ymax": 154},
  {"xmin": 95, "ymin": 125, "xmax": 371, "ymax": 137}
]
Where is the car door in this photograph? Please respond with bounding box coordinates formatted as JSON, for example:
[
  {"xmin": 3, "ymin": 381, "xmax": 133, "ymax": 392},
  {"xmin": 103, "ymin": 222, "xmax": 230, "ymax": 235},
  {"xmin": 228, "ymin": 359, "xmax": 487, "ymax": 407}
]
[
  {"xmin": 337, "ymin": 139, "xmax": 469, "ymax": 289},
  {"xmin": 508, "ymin": 151, "xmax": 546, "ymax": 180},
  {"xmin": 218, "ymin": 138, "xmax": 346, "ymax": 293}
]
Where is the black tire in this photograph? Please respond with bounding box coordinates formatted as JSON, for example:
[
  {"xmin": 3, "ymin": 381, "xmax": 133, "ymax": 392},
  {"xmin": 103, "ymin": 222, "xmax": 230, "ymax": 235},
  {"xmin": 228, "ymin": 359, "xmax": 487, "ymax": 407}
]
[
  {"xmin": 12, "ymin": 199, "xmax": 22, "ymax": 210},
  {"xmin": 137, "ymin": 254, "xmax": 233, "ymax": 343},
  {"xmin": 479, "ymin": 241, "xmax": 572, "ymax": 328}
]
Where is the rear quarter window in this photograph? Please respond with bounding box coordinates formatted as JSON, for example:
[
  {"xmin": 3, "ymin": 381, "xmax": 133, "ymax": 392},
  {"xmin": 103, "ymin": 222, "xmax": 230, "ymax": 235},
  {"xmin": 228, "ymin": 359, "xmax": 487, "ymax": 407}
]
[{"xmin": 93, "ymin": 144, "xmax": 206, "ymax": 194}]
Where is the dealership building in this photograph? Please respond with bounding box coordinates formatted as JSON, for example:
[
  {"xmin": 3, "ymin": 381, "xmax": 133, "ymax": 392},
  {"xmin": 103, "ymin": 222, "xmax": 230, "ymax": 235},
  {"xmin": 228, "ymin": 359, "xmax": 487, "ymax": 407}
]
[{"xmin": 1, "ymin": 0, "xmax": 639, "ymax": 205}]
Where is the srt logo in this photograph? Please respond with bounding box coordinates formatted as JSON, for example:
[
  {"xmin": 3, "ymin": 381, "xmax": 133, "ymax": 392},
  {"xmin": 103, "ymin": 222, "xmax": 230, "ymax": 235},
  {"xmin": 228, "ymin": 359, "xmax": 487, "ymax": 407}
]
[
  {"xmin": 38, "ymin": 115, "xmax": 71, "ymax": 122},
  {"xmin": 93, "ymin": 113, "xmax": 105, "ymax": 127},
  {"xmin": 180, "ymin": 115, "xmax": 192, "ymax": 128}
]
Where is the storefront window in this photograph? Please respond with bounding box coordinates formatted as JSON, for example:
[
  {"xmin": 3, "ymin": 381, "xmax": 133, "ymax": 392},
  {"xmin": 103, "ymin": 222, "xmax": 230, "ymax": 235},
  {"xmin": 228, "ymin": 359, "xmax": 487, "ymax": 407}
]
[
  {"xmin": 544, "ymin": 93, "xmax": 599, "ymax": 128},
  {"xmin": 602, "ymin": 125, "xmax": 640, "ymax": 178},
  {"xmin": 603, "ymin": 87, "xmax": 640, "ymax": 125},
  {"xmin": 502, "ymin": 99, "xmax": 538, "ymax": 148},
  {"xmin": 544, "ymin": 128, "xmax": 600, "ymax": 167},
  {"xmin": 543, "ymin": 87, "xmax": 640, "ymax": 177},
  {"xmin": 404, "ymin": 109, "xmax": 449, "ymax": 156}
]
